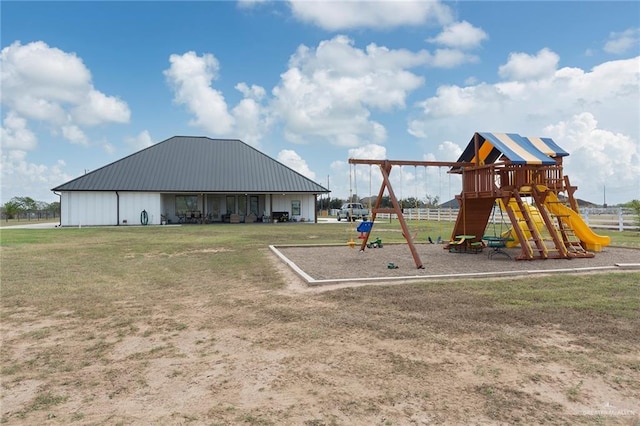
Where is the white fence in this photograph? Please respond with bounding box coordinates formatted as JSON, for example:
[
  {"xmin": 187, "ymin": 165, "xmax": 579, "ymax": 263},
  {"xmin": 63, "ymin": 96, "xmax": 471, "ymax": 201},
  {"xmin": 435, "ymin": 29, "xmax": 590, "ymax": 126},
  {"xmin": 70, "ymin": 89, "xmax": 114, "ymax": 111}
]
[
  {"xmin": 580, "ymin": 208, "xmax": 637, "ymax": 231},
  {"xmin": 388, "ymin": 207, "xmax": 637, "ymax": 232}
]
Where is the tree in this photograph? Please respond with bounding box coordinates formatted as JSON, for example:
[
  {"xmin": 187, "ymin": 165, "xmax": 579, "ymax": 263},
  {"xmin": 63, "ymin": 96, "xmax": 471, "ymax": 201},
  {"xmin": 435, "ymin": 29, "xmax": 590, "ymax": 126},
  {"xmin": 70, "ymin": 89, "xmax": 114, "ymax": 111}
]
[
  {"xmin": 400, "ymin": 197, "xmax": 422, "ymax": 209},
  {"xmin": 15, "ymin": 196, "xmax": 37, "ymax": 212},
  {"xmin": 424, "ymin": 194, "xmax": 440, "ymax": 208},
  {"xmin": 329, "ymin": 198, "xmax": 344, "ymax": 210},
  {"xmin": 379, "ymin": 195, "xmax": 391, "ymax": 208},
  {"xmin": 2, "ymin": 200, "xmax": 21, "ymax": 220}
]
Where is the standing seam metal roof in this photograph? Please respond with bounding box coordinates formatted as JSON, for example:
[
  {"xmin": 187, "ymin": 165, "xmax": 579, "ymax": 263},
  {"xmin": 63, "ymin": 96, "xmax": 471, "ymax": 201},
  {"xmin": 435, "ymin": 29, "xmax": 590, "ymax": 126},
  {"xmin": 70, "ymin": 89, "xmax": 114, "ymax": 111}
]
[{"xmin": 52, "ymin": 136, "xmax": 330, "ymax": 193}]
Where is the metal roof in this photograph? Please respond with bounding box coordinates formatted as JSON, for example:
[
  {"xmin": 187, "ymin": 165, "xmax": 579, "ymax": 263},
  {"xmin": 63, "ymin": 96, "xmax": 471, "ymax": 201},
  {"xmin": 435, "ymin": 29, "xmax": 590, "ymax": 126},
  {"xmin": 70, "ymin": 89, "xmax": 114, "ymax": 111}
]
[
  {"xmin": 52, "ymin": 136, "xmax": 330, "ymax": 193},
  {"xmin": 456, "ymin": 132, "xmax": 568, "ymax": 166}
]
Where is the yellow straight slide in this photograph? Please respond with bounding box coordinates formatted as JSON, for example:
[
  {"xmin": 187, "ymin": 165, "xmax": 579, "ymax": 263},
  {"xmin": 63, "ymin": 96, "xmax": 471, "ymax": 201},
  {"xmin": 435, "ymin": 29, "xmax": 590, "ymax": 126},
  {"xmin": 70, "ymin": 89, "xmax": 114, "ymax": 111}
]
[{"xmin": 543, "ymin": 191, "xmax": 611, "ymax": 252}]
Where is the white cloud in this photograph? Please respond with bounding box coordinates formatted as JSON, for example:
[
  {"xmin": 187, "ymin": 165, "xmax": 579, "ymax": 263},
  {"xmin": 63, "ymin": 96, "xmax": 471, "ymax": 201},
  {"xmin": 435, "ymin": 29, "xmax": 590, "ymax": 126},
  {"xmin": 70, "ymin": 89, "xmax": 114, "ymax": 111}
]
[
  {"xmin": 0, "ymin": 112, "xmax": 37, "ymax": 151},
  {"xmin": 348, "ymin": 144, "xmax": 387, "ymax": 160},
  {"xmin": 0, "ymin": 41, "xmax": 130, "ymax": 141},
  {"xmin": 427, "ymin": 21, "xmax": 488, "ymax": 49},
  {"xmin": 72, "ymin": 90, "xmax": 130, "ymax": 126},
  {"xmin": 438, "ymin": 140, "xmax": 463, "ymax": 161},
  {"xmin": 232, "ymin": 83, "xmax": 268, "ymax": 147},
  {"xmin": 164, "ymin": 52, "xmax": 269, "ymax": 145},
  {"xmin": 61, "ymin": 125, "xmax": 89, "ymax": 145},
  {"xmin": 604, "ymin": 28, "xmax": 640, "ymax": 55},
  {"xmin": 288, "ymin": 0, "xmax": 453, "ymax": 31},
  {"xmin": 408, "ymin": 55, "xmax": 640, "ymax": 204},
  {"xmin": 237, "ymin": 0, "xmax": 268, "ymax": 8},
  {"xmin": 277, "ymin": 149, "xmax": 316, "ymax": 180},
  {"xmin": 544, "ymin": 113, "xmax": 640, "ymax": 203},
  {"xmin": 164, "ymin": 51, "xmax": 235, "ymax": 134},
  {"xmin": 498, "ymin": 48, "xmax": 560, "ymax": 81},
  {"xmin": 430, "ymin": 49, "xmax": 479, "ymax": 68},
  {"xmin": 272, "ymin": 36, "xmax": 427, "ymax": 147},
  {"xmin": 1, "ymin": 151, "xmax": 71, "ymax": 203},
  {"xmin": 0, "ymin": 41, "xmax": 132, "ymax": 202},
  {"xmin": 102, "ymin": 142, "xmax": 116, "ymax": 155},
  {"xmin": 125, "ymin": 130, "xmax": 154, "ymax": 152}
]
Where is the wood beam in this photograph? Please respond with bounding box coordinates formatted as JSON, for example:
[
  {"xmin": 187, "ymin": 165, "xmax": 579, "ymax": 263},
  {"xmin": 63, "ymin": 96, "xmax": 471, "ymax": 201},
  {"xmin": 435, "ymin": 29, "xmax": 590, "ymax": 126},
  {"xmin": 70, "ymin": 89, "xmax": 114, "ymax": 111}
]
[{"xmin": 359, "ymin": 160, "xmax": 424, "ymax": 269}]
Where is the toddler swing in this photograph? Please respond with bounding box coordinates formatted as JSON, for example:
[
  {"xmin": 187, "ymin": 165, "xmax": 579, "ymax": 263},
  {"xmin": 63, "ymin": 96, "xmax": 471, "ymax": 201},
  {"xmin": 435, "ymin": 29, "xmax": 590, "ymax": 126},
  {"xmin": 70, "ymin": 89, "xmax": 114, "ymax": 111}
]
[{"xmin": 483, "ymin": 201, "xmax": 512, "ymax": 259}]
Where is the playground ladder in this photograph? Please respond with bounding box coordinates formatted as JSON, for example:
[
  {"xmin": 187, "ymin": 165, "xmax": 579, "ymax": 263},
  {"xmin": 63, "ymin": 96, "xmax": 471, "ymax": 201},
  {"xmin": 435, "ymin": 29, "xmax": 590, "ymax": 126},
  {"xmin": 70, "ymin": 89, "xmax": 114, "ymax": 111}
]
[
  {"xmin": 532, "ymin": 186, "xmax": 593, "ymax": 259},
  {"xmin": 543, "ymin": 200, "xmax": 588, "ymax": 256},
  {"xmin": 508, "ymin": 190, "xmax": 548, "ymax": 260}
]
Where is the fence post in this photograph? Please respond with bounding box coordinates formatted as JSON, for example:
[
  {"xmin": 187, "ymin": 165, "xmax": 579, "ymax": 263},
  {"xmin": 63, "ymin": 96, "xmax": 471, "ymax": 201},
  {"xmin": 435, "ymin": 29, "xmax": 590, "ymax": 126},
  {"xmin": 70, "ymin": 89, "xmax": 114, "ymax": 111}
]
[
  {"xmin": 583, "ymin": 208, "xmax": 589, "ymax": 225},
  {"xmin": 619, "ymin": 208, "xmax": 624, "ymax": 232}
]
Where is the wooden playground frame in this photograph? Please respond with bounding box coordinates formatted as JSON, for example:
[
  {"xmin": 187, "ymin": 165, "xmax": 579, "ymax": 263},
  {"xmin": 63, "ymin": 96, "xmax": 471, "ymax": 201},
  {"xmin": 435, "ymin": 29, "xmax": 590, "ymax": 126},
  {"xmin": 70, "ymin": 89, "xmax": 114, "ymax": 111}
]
[{"xmin": 349, "ymin": 139, "xmax": 595, "ymax": 269}]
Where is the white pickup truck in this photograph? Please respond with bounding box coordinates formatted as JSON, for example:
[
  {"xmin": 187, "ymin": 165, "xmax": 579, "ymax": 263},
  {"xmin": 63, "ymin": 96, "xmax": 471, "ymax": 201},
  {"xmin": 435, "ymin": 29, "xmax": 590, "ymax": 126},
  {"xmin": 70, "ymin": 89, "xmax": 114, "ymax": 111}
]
[{"xmin": 337, "ymin": 203, "xmax": 369, "ymax": 221}]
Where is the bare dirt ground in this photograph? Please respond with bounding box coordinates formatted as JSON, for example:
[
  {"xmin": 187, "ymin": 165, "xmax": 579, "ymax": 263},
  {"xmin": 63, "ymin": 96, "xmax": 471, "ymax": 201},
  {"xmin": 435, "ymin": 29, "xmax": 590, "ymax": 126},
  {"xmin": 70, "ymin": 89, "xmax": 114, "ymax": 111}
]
[{"xmin": 2, "ymin": 244, "xmax": 639, "ymax": 425}]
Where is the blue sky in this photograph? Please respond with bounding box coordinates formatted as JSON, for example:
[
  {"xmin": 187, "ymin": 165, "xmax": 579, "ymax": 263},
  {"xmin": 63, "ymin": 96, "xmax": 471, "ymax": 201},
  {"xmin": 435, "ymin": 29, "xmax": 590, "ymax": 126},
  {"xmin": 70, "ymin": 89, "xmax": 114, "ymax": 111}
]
[{"xmin": 2, "ymin": 1, "xmax": 639, "ymax": 205}]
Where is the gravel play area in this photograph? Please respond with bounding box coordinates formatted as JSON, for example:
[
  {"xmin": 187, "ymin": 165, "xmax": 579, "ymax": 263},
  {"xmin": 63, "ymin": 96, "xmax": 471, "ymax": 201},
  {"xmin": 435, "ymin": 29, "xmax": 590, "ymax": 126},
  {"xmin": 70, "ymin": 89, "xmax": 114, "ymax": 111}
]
[{"xmin": 274, "ymin": 243, "xmax": 640, "ymax": 284}]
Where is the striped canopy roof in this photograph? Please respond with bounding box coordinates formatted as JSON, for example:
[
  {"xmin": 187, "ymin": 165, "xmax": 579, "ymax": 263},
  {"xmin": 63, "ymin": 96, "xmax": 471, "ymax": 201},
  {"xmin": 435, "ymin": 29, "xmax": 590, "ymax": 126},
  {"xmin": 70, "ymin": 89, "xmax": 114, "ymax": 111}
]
[{"xmin": 456, "ymin": 132, "xmax": 569, "ymax": 166}]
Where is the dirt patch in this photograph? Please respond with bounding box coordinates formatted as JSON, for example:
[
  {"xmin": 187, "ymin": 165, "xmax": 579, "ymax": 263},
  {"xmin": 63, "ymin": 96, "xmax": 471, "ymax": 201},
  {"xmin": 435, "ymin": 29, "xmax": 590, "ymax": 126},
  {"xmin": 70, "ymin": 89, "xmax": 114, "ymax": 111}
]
[{"xmin": 2, "ymin": 245, "xmax": 639, "ymax": 424}]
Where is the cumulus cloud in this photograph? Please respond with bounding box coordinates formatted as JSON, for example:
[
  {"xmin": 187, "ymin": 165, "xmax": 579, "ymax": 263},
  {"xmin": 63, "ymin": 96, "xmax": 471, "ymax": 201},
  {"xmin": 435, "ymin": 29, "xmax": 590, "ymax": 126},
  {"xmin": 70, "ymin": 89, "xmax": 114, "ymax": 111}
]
[
  {"xmin": 1, "ymin": 40, "xmax": 131, "ymax": 202},
  {"xmin": 0, "ymin": 112, "xmax": 37, "ymax": 151},
  {"xmin": 232, "ymin": 83, "xmax": 268, "ymax": 147},
  {"xmin": 72, "ymin": 90, "xmax": 130, "ymax": 126},
  {"xmin": 288, "ymin": 0, "xmax": 453, "ymax": 31},
  {"xmin": 427, "ymin": 21, "xmax": 488, "ymax": 49},
  {"xmin": 1, "ymin": 151, "xmax": 71, "ymax": 203},
  {"xmin": 438, "ymin": 140, "xmax": 463, "ymax": 161},
  {"xmin": 164, "ymin": 51, "xmax": 235, "ymax": 134},
  {"xmin": 271, "ymin": 36, "xmax": 427, "ymax": 147},
  {"xmin": 0, "ymin": 41, "xmax": 130, "ymax": 139},
  {"xmin": 430, "ymin": 48, "xmax": 479, "ymax": 68},
  {"xmin": 125, "ymin": 130, "xmax": 154, "ymax": 152},
  {"xmin": 164, "ymin": 52, "xmax": 269, "ymax": 146},
  {"xmin": 408, "ymin": 54, "xmax": 640, "ymax": 204},
  {"xmin": 348, "ymin": 144, "xmax": 387, "ymax": 160},
  {"xmin": 544, "ymin": 113, "xmax": 640, "ymax": 203},
  {"xmin": 237, "ymin": 0, "xmax": 268, "ymax": 8},
  {"xmin": 498, "ymin": 48, "xmax": 560, "ymax": 81},
  {"xmin": 277, "ymin": 149, "xmax": 316, "ymax": 180},
  {"xmin": 604, "ymin": 27, "xmax": 640, "ymax": 55},
  {"xmin": 61, "ymin": 125, "xmax": 89, "ymax": 145}
]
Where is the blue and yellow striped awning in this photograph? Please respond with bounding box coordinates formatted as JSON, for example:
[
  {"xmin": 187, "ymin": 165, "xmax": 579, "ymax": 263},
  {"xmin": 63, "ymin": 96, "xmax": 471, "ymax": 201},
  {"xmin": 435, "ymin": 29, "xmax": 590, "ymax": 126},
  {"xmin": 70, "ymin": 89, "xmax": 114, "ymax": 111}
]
[{"xmin": 457, "ymin": 132, "xmax": 568, "ymax": 166}]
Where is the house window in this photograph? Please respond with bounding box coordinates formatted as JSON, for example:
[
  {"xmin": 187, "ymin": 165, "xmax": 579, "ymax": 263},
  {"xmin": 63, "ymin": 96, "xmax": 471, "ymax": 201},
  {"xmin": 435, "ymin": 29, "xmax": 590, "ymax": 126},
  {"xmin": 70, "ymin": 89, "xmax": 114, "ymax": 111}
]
[
  {"xmin": 238, "ymin": 195, "xmax": 247, "ymax": 215},
  {"xmin": 291, "ymin": 200, "xmax": 301, "ymax": 216},
  {"xmin": 226, "ymin": 196, "xmax": 236, "ymax": 214},
  {"xmin": 176, "ymin": 195, "xmax": 198, "ymax": 215},
  {"xmin": 250, "ymin": 196, "xmax": 259, "ymax": 216}
]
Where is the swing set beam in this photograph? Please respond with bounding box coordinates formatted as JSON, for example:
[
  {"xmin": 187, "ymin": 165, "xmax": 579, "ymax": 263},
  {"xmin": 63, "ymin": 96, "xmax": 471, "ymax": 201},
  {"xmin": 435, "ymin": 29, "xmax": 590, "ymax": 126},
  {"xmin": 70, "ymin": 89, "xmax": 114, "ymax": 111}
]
[
  {"xmin": 348, "ymin": 159, "xmax": 473, "ymax": 269},
  {"xmin": 348, "ymin": 159, "xmax": 471, "ymax": 168}
]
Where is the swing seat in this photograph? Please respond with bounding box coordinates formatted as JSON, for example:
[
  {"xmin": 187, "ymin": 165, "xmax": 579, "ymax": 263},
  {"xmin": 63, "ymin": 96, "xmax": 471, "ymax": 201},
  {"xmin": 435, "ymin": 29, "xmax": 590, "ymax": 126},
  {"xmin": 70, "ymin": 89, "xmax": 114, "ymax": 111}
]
[
  {"xmin": 357, "ymin": 221, "xmax": 373, "ymax": 233},
  {"xmin": 482, "ymin": 236, "xmax": 513, "ymax": 259},
  {"xmin": 357, "ymin": 221, "xmax": 374, "ymax": 239}
]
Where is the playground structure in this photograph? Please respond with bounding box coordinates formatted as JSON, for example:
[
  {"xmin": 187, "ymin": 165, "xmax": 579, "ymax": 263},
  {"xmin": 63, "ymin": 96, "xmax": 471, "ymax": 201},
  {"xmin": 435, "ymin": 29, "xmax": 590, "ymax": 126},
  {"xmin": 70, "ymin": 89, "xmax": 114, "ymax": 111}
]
[{"xmin": 349, "ymin": 132, "xmax": 610, "ymax": 269}]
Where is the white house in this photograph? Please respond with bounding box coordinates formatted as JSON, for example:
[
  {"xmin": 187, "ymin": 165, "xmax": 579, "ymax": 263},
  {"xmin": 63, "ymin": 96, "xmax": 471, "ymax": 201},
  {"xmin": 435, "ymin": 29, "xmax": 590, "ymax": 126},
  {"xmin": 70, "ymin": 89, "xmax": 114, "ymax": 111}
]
[{"xmin": 52, "ymin": 136, "xmax": 330, "ymax": 226}]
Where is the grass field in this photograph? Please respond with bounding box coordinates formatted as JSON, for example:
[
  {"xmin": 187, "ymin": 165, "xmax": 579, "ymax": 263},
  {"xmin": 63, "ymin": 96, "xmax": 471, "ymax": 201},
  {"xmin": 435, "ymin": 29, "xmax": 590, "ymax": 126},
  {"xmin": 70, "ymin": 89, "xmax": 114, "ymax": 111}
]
[{"xmin": 1, "ymin": 223, "xmax": 639, "ymax": 424}]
